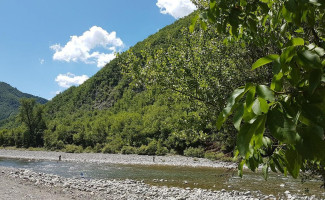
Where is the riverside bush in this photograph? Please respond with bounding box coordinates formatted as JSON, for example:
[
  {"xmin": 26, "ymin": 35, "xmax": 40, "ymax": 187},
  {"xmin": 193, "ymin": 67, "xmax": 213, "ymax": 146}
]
[
  {"xmin": 64, "ymin": 144, "xmax": 83, "ymax": 153},
  {"xmin": 93, "ymin": 143, "xmax": 103, "ymax": 153},
  {"xmin": 183, "ymin": 147, "xmax": 204, "ymax": 158},
  {"xmin": 83, "ymin": 146, "xmax": 93, "ymax": 153},
  {"xmin": 156, "ymin": 146, "xmax": 168, "ymax": 156},
  {"xmin": 121, "ymin": 146, "xmax": 137, "ymax": 154},
  {"xmin": 204, "ymin": 151, "xmax": 225, "ymax": 161},
  {"xmin": 156, "ymin": 141, "xmax": 168, "ymax": 156},
  {"xmin": 146, "ymin": 140, "xmax": 158, "ymax": 155},
  {"xmin": 102, "ymin": 144, "xmax": 119, "ymax": 154},
  {"xmin": 137, "ymin": 145, "xmax": 148, "ymax": 155}
]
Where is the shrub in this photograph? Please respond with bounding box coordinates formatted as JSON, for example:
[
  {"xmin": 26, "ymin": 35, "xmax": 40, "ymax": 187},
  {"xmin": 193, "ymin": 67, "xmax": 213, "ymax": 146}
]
[
  {"xmin": 146, "ymin": 140, "xmax": 158, "ymax": 155},
  {"xmin": 220, "ymin": 156, "xmax": 236, "ymax": 163},
  {"xmin": 84, "ymin": 146, "xmax": 93, "ymax": 153},
  {"xmin": 183, "ymin": 147, "xmax": 204, "ymax": 158},
  {"xmin": 64, "ymin": 144, "xmax": 83, "ymax": 153},
  {"xmin": 156, "ymin": 141, "xmax": 168, "ymax": 156},
  {"xmin": 156, "ymin": 146, "xmax": 168, "ymax": 156},
  {"xmin": 204, "ymin": 151, "xmax": 225, "ymax": 161},
  {"xmin": 137, "ymin": 145, "xmax": 148, "ymax": 155},
  {"xmin": 102, "ymin": 144, "xmax": 118, "ymax": 154},
  {"xmin": 169, "ymin": 149, "xmax": 177, "ymax": 155},
  {"xmin": 93, "ymin": 143, "xmax": 103, "ymax": 153},
  {"xmin": 121, "ymin": 146, "xmax": 137, "ymax": 154},
  {"xmin": 56, "ymin": 140, "xmax": 65, "ymax": 150}
]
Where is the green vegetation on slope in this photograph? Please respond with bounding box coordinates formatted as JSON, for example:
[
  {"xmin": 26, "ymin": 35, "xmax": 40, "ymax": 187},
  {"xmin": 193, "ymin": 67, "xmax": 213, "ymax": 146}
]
[
  {"xmin": 0, "ymin": 12, "xmax": 269, "ymax": 158},
  {"xmin": 0, "ymin": 82, "xmax": 47, "ymax": 122}
]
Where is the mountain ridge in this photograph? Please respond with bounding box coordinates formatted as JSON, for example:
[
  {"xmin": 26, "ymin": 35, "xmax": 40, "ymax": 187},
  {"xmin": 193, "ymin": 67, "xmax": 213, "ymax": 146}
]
[{"xmin": 0, "ymin": 81, "xmax": 48, "ymax": 121}]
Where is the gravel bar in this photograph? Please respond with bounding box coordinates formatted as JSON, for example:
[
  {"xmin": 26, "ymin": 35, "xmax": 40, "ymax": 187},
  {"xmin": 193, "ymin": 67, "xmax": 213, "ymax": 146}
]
[{"xmin": 0, "ymin": 149, "xmax": 237, "ymax": 168}]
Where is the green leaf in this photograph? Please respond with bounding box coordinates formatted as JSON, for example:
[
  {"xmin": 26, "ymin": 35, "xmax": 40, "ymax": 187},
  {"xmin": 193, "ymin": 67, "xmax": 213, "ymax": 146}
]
[
  {"xmin": 256, "ymin": 85, "xmax": 275, "ymax": 102},
  {"xmin": 209, "ymin": 0, "xmax": 217, "ymax": 9},
  {"xmin": 262, "ymin": 163, "xmax": 269, "ymax": 180},
  {"xmin": 238, "ymin": 160, "xmax": 245, "ymax": 178},
  {"xmin": 199, "ymin": 19, "xmax": 208, "ymax": 31},
  {"xmin": 237, "ymin": 115, "xmax": 266, "ymax": 158},
  {"xmin": 271, "ymin": 72, "xmax": 283, "ymax": 91},
  {"xmin": 294, "ymin": 27, "xmax": 304, "ymax": 33},
  {"xmin": 262, "ymin": 137, "xmax": 272, "ymax": 148},
  {"xmin": 234, "ymin": 103, "xmax": 244, "ymax": 131},
  {"xmin": 240, "ymin": 0, "xmax": 247, "ymax": 6},
  {"xmin": 282, "ymin": 6, "xmax": 292, "ymax": 22},
  {"xmin": 290, "ymin": 37, "xmax": 304, "ymax": 46},
  {"xmin": 314, "ymin": 47, "xmax": 325, "ymax": 57},
  {"xmin": 246, "ymin": 86, "xmax": 256, "ymax": 112},
  {"xmin": 280, "ymin": 46, "xmax": 296, "ymax": 64},
  {"xmin": 285, "ymin": 148, "xmax": 302, "ymax": 179},
  {"xmin": 297, "ymin": 125, "xmax": 325, "ymax": 161},
  {"xmin": 252, "ymin": 99, "xmax": 262, "ymax": 115},
  {"xmin": 252, "ymin": 97, "xmax": 269, "ymax": 115},
  {"xmin": 247, "ymin": 156, "xmax": 259, "ymax": 172},
  {"xmin": 243, "ymin": 104, "xmax": 256, "ymax": 122},
  {"xmin": 259, "ymin": 97, "xmax": 269, "ymax": 114},
  {"xmin": 308, "ymin": 69, "xmax": 322, "ymax": 94},
  {"xmin": 288, "ymin": 65, "xmax": 300, "ymax": 86},
  {"xmin": 301, "ymin": 102, "xmax": 325, "ymax": 130},
  {"xmin": 267, "ymin": 107, "xmax": 301, "ymax": 144},
  {"xmin": 217, "ymin": 88, "xmax": 244, "ymax": 130},
  {"xmin": 272, "ymin": 57, "xmax": 281, "ymax": 74},
  {"xmin": 217, "ymin": 84, "xmax": 253, "ymax": 130},
  {"xmin": 269, "ymin": 159, "xmax": 277, "ymax": 173},
  {"xmin": 297, "ymin": 50, "xmax": 322, "ymax": 69},
  {"xmin": 252, "ymin": 54, "xmax": 280, "ymax": 70},
  {"xmin": 189, "ymin": 14, "xmax": 199, "ymax": 33},
  {"xmin": 273, "ymin": 154, "xmax": 285, "ymax": 173}
]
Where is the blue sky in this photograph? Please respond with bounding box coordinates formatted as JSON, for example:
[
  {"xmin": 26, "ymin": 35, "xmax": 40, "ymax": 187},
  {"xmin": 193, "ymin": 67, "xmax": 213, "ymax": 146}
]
[{"xmin": 0, "ymin": 0, "xmax": 196, "ymax": 99}]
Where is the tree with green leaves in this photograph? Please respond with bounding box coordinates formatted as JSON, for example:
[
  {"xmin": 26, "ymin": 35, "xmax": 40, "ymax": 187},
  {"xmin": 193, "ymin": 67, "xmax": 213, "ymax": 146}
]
[
  {"xmin": 19, "ymin": 98, "xmax": 46, "ymax": 147},
  {"xmin": 192, "ymin": 0, "xmax": 325, "ymax": 182},
  {"xmin": 121, "ymin": 20, "xmax": 272, "ymax": 153}
]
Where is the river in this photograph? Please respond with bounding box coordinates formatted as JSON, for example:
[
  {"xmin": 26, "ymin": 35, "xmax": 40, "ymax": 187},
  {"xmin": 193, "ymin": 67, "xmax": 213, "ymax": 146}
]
[{"xmin": 0, "ymin": 157, "xmax": 324, "ymax": 198}]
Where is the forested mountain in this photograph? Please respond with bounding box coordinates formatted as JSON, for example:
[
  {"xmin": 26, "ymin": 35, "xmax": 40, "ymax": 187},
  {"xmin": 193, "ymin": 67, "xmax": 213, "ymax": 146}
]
[
  {"xmin": 0, "ymin": 82, "xmax": 47, "ymax": 121},
  {"xmin": 0, "ymin": 12, "xmax": 270, "ymax": 157}
]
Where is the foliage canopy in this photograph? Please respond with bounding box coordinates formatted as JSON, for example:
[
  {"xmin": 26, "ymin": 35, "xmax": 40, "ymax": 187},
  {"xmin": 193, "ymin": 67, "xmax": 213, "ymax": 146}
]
[{"xmin": 192, "ymin": 0, "xmax": 325, "ymax": 181}]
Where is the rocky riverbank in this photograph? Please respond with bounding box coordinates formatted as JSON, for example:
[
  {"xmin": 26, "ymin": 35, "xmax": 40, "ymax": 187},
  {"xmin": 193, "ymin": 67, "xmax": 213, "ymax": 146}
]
[
  {"xmin": 1, "ymin": 166, "xmax": 313, "ymax": 200},
  {"xmin": 0, "ymin": 149, "xmax": 322, "ymax": 199}
]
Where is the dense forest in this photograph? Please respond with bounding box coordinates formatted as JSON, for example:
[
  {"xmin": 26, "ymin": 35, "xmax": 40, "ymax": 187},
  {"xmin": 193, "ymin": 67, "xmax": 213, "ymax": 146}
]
[
  {"xmin": 0, "ymin": 12, "xmax": 269, "ymax": 158},
  {"xmin": 0, "ymin": 82, "xmax": 47, "ymax": 124}
]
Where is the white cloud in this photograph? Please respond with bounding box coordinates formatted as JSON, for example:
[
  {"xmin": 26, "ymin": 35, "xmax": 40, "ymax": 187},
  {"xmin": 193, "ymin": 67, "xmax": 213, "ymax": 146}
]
[
  {"xmin": 50, "ymin": 26, "xmax": 123, "ymax": 68},
  {"xmin": 39, "ymin": 59, "xmax": 45, "ymax": 64},
  {"xmin": 156, "ymin": 0, "xmax": 197, "ymax": 19},
  {"xmin": 55, "ymin": 72, "xmax": 89, "ymax": 88}
]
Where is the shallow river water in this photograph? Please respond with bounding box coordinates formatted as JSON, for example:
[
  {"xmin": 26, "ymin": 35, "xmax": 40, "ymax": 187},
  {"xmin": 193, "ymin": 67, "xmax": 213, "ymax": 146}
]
[{"xmin": 0, "ymin": 157, "xmax": 324, "ymax": 197}]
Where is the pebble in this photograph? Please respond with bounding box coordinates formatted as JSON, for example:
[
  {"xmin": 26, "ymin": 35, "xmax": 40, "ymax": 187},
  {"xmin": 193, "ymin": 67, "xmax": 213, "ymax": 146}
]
[{"xmin": 1, "ymin": 167, "xmax": 268, "ymax": 200}]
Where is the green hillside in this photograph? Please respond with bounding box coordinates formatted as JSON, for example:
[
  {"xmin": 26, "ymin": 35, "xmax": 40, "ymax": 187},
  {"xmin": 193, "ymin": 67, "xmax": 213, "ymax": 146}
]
[
  {"xmin": 0, "ymin": 12, "xmax": 270, "ymax": 156},
  {"xmin": 0, "ymin": 82, "xmax": 47, "ymax": 121}
]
